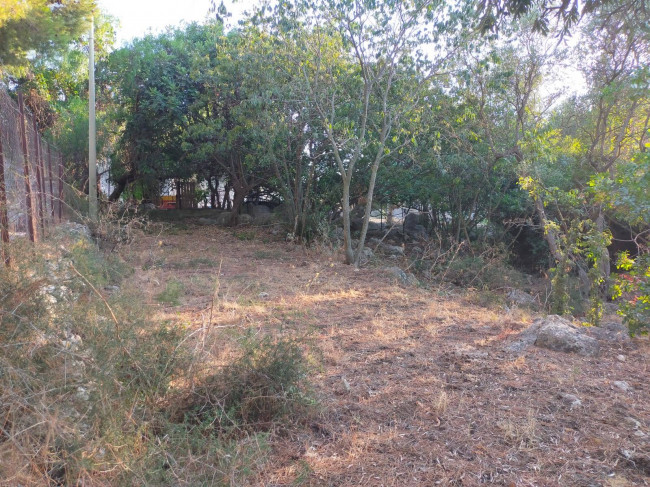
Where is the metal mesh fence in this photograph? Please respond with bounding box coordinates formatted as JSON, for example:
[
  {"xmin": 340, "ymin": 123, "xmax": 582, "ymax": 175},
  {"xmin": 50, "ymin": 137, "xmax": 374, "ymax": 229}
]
[{"xmin": 0, "ymin": 88, "xmax": 65, "ymax": 265}]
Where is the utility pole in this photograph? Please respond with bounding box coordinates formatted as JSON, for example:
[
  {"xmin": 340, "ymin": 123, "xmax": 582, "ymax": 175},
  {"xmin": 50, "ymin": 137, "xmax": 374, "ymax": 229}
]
[{"xmin": 88, "ymin": 16, "xmax": 97, "ymax": 222}]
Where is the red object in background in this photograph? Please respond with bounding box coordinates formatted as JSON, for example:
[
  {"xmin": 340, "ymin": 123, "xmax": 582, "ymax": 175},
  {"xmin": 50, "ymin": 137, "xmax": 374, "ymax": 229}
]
[{"xmin": 159, "ymin": 196, "xmax": 176, "ymax": 209}]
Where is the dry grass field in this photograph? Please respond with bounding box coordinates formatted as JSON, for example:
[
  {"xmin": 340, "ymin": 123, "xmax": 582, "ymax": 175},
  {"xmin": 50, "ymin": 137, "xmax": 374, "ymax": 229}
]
[{"xmin": 119, "ymin": 222, "xmax": 650, "ymax": 486}]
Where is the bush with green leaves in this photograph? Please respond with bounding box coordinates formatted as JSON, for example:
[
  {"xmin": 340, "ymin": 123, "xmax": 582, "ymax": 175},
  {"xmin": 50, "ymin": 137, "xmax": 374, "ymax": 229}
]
[{"xmin": 613, "ymin": 252, "xmax": 650, "ymax": 335}]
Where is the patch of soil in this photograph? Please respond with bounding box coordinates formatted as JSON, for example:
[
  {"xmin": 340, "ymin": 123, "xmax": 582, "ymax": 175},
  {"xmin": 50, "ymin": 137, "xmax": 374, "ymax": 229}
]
[{"xmin": 124, "ymin": 224, "xmax": 650, "ymax": 486}]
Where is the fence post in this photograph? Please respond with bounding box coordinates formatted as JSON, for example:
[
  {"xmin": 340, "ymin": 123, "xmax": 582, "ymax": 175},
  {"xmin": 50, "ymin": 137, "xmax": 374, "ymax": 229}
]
[
  {"xmin": 47, "ymin": 142, "xmax": 55, "ymax": 219},
  {"xmin": 17, "ymin": 92, "xmax": 36, "ymax": 243},
  {"xmin": 58, "ymin": 154, "xmax": 63, "ymax": 222},
  {"xmin": 39, "ymin": 132, "xmax": 48, "ymax": 228},
  {"xmin": 33, "ymin": 118, "xmax": 46, "ymax": 237},
  {"xmin": 0, "ymin": 127, "xmax": 10, "ymax": 267}
]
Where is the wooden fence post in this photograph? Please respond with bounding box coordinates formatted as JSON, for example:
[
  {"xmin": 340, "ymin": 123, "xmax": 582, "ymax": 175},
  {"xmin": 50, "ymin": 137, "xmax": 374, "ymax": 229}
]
[
  {"xmin": 17, "ymin": 92, "xmax": 36, "ymax": 242},
  {"xmin": 58, "ymin": 154, "xmax": 63, "ymax": 222},
  {"xmin": 0, "ymin": 127, "xmax": 10, "ymax": 267},
  {"xmin": 33, "ymin": 118, "xmax": 45, "ymax": 237},
  {"xmin": 47, "ymin": 142, "xmax": 55, "ymax": 219}
]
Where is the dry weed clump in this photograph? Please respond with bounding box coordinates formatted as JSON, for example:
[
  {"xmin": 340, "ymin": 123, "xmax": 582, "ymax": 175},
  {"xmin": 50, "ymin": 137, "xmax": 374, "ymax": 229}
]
[
  {"xmin": 168, "ymin": 332, "xmax": 314, "ymax": 431},
  {"xmin": 0, "ymin": 224, "xmax": 313, "ymax": 486}
]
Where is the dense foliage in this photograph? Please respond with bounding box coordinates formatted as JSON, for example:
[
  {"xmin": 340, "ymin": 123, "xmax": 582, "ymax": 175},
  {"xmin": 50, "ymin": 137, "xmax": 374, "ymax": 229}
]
[{"xmin": 2, "ymin": 0, "xmax": 648, "ymax": 323}]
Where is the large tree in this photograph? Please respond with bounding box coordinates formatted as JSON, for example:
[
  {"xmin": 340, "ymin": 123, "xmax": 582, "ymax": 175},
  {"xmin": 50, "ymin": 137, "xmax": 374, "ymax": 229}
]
[
  {"xmin": 0, "ymin": 0, "xmax": 96, "ymax": 73},
  {"xmin": 261, "ymin": 0, "xmax": 470, "ymax": 265}
]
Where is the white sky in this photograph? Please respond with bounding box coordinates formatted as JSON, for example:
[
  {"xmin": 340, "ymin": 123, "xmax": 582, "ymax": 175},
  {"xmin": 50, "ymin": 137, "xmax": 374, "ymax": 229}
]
[
  {"xmin": 96, "ymin": 0, "xmax": 585, "ymax": 96},
  {"xmin": 97, "ymin": 0, "xmax": 253, "ymax": 45}
]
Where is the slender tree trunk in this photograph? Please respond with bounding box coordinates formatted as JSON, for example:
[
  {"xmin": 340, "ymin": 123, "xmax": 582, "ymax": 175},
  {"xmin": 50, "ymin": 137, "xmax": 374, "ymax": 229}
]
[
  {"xmin": 0, "ymin": 131, "xmax": 10, "ymax": 266},
  {"xmin": 533, "ymin": 194, "xmax": 562, "ymax": 262},
  {"xmin": 595, "ymin": 210, "xmax": 610, "ymax": 279},
  {"xmin": 354, "ymin": 149, "xmax": 383, "ymax": 266},
  {"xmin": 341, "ymin": 175, "xmax": 354, "ymax": 264},
  {"xmin": 299, "ymin": 160, "xmax": 317, "ymax": 241},
  {"xmin": 208, "ymin": 177, "xmax": 216, "ymax": 209}
]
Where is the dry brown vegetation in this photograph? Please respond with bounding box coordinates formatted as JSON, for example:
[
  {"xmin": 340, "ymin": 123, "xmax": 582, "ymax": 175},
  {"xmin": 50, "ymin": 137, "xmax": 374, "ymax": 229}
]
[{"xmin": 119, "ymin": 223, "xmax": 649, "ymax": 486}]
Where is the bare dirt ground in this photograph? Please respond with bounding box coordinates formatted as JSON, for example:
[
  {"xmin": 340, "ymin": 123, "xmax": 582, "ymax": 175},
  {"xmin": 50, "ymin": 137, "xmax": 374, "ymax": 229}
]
[{"xmin": 123, "ymin": 223, "xmax": 649, "ymax": 486}]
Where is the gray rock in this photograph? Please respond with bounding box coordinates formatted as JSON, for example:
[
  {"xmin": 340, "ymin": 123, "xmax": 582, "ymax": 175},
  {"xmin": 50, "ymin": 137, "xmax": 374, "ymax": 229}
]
[
  {"xmin": 558, "ymin": 393, "xmax": 582, "ymax": 409},
  {"xmin": 403, "ymin": 212, "xmax": 426, "ymax": 231},
  {"xmin": 248, "ymin": 204, "xmax": 272, "ymax": 217},
  {"xmin": 76, "ymin": 386, "xmax": 90, "ymax": 401},
  {"xmin": 624, "ymin": 416, "xmax": 643, "ymax": 430},
  {"xmin": 247, "ymin": 204, "xmax": 273, "ymax": 224},
  {"xmin": 350, "ymin": 218, "xmax": 364, "ymax": 231},
  {"xmin": 350, "ymin": 205, "xmax": 366, "ymax": 219},
  {"xmin": 506, "ymin": 289, "xmax": 537, "ymax": 306},
  {"xmin": 506, "ymin": 320, "xmax": 545, "ymax": 353},
  {"xmin": 408, "ymin": 224, "xmax": 428, "ymax": 239},
  {"xmin": 351, "ymin": 218, "xmax": 381, "ymax": 232},
  {"xmin": 507, "ymin": 315, "xmax": 600, "ymax": 356},
  {"xmin": 401, "ymin": 212, "xmax": 429, "ymax": 239},
  {"xmin": 238, "ymin": 214, "xmax": 253, "ymax": 225},
  {"xmin": 369, "ymin": 238, "xmax": 404, "ymax": 256},
  {"xmin": 535, "ymin": 316, "xmax": 600, "ymax": 356},
  {"xmin": 386, "ymin": 266, "xmax": 418, "ymax": 287},
  {"xmin": 61, "ymin": 331, "xmax": 83, "ymax": 352},
  {"xmin": 216, "ymin": 212, "xmax": 232, "ymax": 226},
  {"xmin": 359, "ymin": 246, "xmax": 374, "ymax": 263},
  {"xmin": 59, "ymin": 222, "xmax": 91, "ymax": 239},
  {"xmin": 613, "ymin": 380, "xmax": 633, "ymax": 393},
  {"xmin": 382, "ymin": 243, "xmax": 404, "ymax": 256},
  {"xmin": 588, "ymin": 321, "xmax": 631, "ymax": 343}
]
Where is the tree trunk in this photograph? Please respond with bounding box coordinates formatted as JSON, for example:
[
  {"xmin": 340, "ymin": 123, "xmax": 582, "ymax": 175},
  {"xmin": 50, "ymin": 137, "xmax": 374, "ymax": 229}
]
[
  {"xmin": 208, "ymin": 177, "xmax": 216, "ymax": 209},
  {"xmin": 533, "ymin": 194, "xmax": 562, "ymax": 263},
  {"xmin": 108, "ymin": 172, "xmax": 135, "ymax": 202},
  {"xmin": 354, "ymin": 150, "xmax": 383, "ymax": 267},
  {"xmin": 229, "ymin": 186, "xmax": 247, "ymax": 226},
  {"xmin": 341, "ymin": 175, "xmax": 354, "ymax": 264},
  {"xmin": 595, "ymin": 210, "xmax": 611, "ymax": 280}
]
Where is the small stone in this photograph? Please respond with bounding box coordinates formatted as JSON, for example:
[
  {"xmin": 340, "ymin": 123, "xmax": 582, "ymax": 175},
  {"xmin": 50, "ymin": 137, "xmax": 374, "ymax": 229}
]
[
  {"xmin": 613, "ymin": 380, "xmax": 633, "ymax": 393},
  {"xmin": 341, "ymin": 376, "xmax": 351, "ymax": 392},
  {"xmin": 559, "ymin": 393, "xmax": 582, "ymax": 409},
  {"xmin": 76, "ymin": 387, "xmax": 90, "ymax": 401},
  {"xmin": 624, "ymin": 416, "xmax": 642, "ymax": 429},
  {"xmin": 617, "ymin": 354, "xmax": 626, "ymax": 362},
  {"xmin": 258, "ymin": 292, "xmax": 269, "ymax": 299},
  {"xmin": 385, "ymin": 266, "xmax": 418, "ymax": 286}
]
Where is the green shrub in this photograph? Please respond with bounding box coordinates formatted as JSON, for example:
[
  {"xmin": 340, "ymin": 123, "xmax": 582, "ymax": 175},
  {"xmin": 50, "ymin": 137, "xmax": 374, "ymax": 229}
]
[
  {"xmin": 155, "ymin": 279, "xmax": 184, "ymax": 305},
  {"xmin": 613, "ymin": 252, "xmax": 650, "ymax": 335},
  {"xmin": 175, "ymin": 332, "xmax": 313, "ymax": 431}
]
